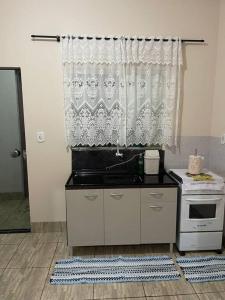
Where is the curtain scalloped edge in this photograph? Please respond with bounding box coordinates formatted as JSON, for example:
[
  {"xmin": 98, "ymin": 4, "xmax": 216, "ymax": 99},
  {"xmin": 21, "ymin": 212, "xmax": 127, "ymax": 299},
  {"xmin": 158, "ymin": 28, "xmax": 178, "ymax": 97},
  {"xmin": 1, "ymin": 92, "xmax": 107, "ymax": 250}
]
[
  {"xmin": 63, "ymin": 61, "xmax": 183, "ymax": 66},
  {"xmin": 66, "ymin": 143, "xmax": 177, "ymax": 148}
]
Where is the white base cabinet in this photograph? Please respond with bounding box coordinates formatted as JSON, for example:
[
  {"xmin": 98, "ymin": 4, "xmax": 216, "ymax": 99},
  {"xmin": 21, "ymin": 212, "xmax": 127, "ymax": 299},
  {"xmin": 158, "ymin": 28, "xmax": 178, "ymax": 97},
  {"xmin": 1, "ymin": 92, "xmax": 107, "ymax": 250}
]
[
  {"xmin": 141, "ymin": 188, "xmax": 177, "ymax": 244},
  {"xmin": 66, "ymin": 187, "xmax": 177, "ymax": 247},
  {"xmin": 104, "ymin": 189, "xmax": 140, "ymax": 245},
  {"xmin": 66, "ymin": 189, "xmax": 104, "ymax": 246}
]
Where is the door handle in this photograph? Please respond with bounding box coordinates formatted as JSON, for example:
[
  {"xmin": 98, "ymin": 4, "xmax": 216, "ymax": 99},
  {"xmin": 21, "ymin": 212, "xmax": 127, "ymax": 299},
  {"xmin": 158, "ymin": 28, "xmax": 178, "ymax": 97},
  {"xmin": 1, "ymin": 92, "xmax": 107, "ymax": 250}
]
[{"xmin": 10, "ymin": 149, "xmax": 21, "ymax": 158}]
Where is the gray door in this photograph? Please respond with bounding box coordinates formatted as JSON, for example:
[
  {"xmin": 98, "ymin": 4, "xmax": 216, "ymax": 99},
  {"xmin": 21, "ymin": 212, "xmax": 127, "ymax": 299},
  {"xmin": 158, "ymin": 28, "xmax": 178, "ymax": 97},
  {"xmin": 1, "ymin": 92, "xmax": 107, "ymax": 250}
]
[{"xmin": 0, "ymin": 68, "xmax": 30, "ymax": 232}]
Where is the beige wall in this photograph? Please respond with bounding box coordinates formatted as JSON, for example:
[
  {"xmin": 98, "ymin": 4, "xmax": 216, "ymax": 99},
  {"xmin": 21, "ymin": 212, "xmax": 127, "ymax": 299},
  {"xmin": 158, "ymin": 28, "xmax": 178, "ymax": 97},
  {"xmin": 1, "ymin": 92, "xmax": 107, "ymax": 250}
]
[
  {"xmin": 0, "ymin": 0, "xmax": 220, "ymax": 221},
  {"xmin": 211, "ymin": 0, "xmax": 225, "ymax": 137}
]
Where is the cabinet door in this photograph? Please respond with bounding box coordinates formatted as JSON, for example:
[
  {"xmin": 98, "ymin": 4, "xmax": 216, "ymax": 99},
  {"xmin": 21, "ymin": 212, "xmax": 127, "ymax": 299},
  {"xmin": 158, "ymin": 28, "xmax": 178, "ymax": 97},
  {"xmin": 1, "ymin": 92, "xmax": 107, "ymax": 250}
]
[
  {"xmin": 66, "ymin": 190, "xmax": 104, "ymax": 246},
  {"xmin": 141, "ymin": 188, "xmax": 177, "ymax": 244},
  {"xmin": 104, "ymin": 189, "xmax": 140, "ymax": 245}
]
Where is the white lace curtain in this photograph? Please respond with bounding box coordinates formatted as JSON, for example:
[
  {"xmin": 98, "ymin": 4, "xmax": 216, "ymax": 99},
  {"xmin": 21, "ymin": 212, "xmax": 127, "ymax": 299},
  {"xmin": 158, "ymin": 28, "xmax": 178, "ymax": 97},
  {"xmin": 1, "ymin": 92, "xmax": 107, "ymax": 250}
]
[{"xmin": 62, "ymin": 36, "xmax": 182, "ymax": 147}]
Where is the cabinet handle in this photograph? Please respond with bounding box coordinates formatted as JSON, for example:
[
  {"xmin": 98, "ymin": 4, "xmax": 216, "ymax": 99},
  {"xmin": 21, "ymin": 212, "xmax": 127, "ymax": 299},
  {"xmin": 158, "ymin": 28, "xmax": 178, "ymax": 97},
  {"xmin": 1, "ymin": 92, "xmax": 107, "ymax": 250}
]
[
  {"xmin": 110, "ymin": 193, "xmax": 124, "ymax": 199},
  {"xmin": 84, "ymin": 195, "xmax": 98, "ymax": 200},
  {"xmin": 148, "ymin": 192, "xmax": 163, "ymax": 197},
  {"xmin": 149, "ymin": 205, "xmax": 163, "ymax": 209}
]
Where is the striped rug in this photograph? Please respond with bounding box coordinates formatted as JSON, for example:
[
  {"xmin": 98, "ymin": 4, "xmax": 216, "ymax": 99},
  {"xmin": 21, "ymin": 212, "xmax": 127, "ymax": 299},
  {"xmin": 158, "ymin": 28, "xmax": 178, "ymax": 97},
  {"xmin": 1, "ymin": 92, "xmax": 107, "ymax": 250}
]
[
  {"xmin": 177, "ymin": 256, "xmax": 225, "ymax": 283},
  {"xmin": 50, "ymin": 255, "xmax": 180, "ymax": 285}
]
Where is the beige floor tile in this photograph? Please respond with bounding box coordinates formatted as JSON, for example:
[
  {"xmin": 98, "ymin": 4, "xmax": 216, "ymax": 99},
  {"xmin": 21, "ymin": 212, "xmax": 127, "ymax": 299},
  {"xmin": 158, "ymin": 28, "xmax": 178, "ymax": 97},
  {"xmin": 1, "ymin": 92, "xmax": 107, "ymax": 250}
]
[
  {"xmin": 58, "ymin": 232, "xmax": 67, "ymax": 243},
  {"xmin": 41, "ymin": 274, "xmax": 93, "ymax": 300},
  {"xmin": 54, "ymin": 242, "xmax": 70, "ymax": 258},
  {"xmin": 55, "ymin": 243, "xmax": 95, "ymax": 258},
  {"xmin": 147, "ymin": 296, "xmax": 199, "ymax": 300},
  {"xmin": 23, "ymin": 232, "xmax": 60, "ymax": 243},
  {"xmin": 0, "ymin": 244, "xmax": 18, "ymax": 268},
  {"xmin": 0, "ymin": 233, "xmax": 25, "ymax": 245},
  {"xmin": 107, "ymin": 298, "xmax": 146, "ymax": 300},
  {"xmin": 94, "ymin": 245, "xmax": 140, "ymax": 257},
  {"xmin": 192, "ymin": 280, "xmax": 225, "ymax": 293},
  {"xmin": 73, "ymin": 245, "xmax": 95, "ymax": 257},
  {"xmin": 138, "ymin": 244, "xmax": 177, "ymax": 255},
  {"xmin": 198, "ymin": 292, "xmax": 225, "ymax": 299},
  {"xmin": 143, "ymin": 278, "xmax": 195, "ymax": 297},
  {"xmin": 94, "ymin": 282, "xmax": 145, "ymax": 299},
  {"xmin": 94, "ymin": 244, "xmax": 177, "ymax": 258},
  {"xmin": 31, "ymin": 221, "xmax": 65, "ymax": 233},
  {"xmin": 8, "ymin": 240, "xmax": 57, "ymax": 268},
  {"xmin": 0, "ymin": 267, "xmax": 48, "ymax": 300},
  {"xmin": 50, "ymin": 242, "xmax": 70, "ymax": 269}
]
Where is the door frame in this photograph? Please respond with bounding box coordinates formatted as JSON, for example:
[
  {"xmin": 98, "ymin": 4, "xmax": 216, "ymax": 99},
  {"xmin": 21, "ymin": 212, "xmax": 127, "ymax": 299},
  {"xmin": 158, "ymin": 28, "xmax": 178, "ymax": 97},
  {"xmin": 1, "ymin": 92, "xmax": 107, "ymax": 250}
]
[{"xmin": 0, "ymin": 67, "xmax": 31, "ymax": 233}]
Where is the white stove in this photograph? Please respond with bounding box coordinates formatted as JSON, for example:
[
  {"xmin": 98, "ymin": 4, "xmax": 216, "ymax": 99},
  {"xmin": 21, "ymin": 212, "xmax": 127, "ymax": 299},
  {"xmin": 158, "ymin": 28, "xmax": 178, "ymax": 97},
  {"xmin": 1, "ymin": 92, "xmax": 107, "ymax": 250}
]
[{"xmin": 170, "ymin": 169, "xmax": 225, "ymax": 254}]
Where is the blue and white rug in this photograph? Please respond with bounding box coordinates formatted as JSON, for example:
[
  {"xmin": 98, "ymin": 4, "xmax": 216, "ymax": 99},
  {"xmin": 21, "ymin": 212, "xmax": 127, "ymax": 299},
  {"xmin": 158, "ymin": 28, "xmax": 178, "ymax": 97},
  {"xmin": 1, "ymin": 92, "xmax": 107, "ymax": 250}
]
[
  {"xmin": 50, "ymin": 255, "xmax": 180, "ymax": 285},
  {"xmin": 177, "ymin": 256, "xmax": 225, "ymax": 283}
]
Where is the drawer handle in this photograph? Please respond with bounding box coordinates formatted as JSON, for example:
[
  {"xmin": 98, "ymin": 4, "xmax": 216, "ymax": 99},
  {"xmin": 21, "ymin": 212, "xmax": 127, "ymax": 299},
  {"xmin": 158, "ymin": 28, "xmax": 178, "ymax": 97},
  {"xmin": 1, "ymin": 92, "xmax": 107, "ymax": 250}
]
[
  {"xmin": 149, "ymin": 192, "xmax": 163, "ymax": 197},
  {"xmin": 110, "ymin": 193, "xmax": 123, "ymax": 199},
  {"xmin": 84, "ymin": 195, "xmax": 98, "ymax": 200},
  {"xmin": 186, "ymin": 198, "xmax": 222, "ymax": 202},
  {"xmin": 149, "ymin": 205, "xmax": 162, "ymax": 209}
]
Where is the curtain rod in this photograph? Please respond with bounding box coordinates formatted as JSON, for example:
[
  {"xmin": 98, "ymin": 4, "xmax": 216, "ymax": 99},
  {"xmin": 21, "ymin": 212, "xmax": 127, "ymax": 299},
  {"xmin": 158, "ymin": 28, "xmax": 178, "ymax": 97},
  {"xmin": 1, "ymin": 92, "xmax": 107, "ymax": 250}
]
[{"xmin": 31, "ymin": 35, "xmax": 205, "ymax": 43}]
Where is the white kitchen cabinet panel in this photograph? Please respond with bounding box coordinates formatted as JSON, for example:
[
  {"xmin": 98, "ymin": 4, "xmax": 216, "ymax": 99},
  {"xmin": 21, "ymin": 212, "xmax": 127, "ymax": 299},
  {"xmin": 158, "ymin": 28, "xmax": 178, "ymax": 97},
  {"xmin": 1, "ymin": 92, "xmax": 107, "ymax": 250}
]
[
  {"xmin": 104, "ymin": 189, "xmax": 140, "ymax": 245},
  {"xmin": 141, "ymin": 188, "xmax": 177, "ymax": 244},
  {"xmin": 66, "ymin": 189, "xmax": 104, "ymax": 246}
]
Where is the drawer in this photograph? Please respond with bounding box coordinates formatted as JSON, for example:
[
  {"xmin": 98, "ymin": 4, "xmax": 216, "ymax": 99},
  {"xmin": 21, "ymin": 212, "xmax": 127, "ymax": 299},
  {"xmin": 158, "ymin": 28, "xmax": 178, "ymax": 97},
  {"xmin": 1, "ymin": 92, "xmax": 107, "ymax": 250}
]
[
  {"xmin": 177, "ymin": 232, "xmax": 222, "ymax": 251},
  {"xmin": 141, "ymin": 188, "xmax": 177, "ymax": 202}
]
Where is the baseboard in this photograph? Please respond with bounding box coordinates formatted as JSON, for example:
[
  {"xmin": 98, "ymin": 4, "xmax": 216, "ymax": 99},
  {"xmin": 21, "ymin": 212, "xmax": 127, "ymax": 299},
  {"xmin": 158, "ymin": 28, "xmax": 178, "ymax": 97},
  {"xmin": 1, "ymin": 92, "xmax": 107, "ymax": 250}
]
[
  {"xmin": 0, "ymin": 228, "xmax": 31, "ymax": 234},
  {"xmin": 31, "ymin": 222, "xmax": 66, "ymax": 233}
]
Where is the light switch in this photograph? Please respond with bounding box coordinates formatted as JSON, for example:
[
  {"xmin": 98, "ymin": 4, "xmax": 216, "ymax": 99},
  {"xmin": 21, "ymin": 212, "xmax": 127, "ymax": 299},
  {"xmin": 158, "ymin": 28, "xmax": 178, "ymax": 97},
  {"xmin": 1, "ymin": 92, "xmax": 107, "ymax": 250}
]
[{"xmin": 37, "ymin": 131, "xmax": 45, "ymax": 143}]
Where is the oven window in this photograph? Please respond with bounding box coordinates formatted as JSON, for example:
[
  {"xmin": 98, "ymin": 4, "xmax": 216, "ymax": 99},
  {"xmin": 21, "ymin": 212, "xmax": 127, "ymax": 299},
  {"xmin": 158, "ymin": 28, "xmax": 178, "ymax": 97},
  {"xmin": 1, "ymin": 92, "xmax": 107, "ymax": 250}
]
[{"xmin": 189, "ymin": 204, "xmax": 216, "ymax": 219}]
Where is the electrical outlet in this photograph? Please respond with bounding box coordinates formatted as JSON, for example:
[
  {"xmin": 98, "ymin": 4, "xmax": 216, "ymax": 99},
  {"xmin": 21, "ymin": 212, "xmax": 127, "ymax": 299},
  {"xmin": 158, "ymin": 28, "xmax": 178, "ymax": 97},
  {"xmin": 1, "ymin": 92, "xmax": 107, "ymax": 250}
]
[{"xmin": 37, "ymin": 131, "xmax": 45, "ymax": 143}]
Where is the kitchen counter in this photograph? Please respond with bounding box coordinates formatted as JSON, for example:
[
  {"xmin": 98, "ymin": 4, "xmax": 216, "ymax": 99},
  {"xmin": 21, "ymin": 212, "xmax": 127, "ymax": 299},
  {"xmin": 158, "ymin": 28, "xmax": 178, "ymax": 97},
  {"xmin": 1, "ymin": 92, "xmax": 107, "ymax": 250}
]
[
  {"xmin": 65, "ymin": 172, "xmax": 178, "ymax": 190},
  {"xmin": 66, "ymin": 149, "xmax": 178, "ymax": 250},
  {"xmin": 66, "ymin": 171, "xmax": 178, "ymax": 249}
]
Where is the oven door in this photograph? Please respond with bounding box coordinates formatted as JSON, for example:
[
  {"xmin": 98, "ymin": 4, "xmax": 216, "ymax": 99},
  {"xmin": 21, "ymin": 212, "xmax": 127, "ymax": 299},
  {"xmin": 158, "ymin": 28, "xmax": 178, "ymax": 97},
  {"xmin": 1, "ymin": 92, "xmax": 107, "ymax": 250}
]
[{"xmin": 180, "ymin": 194, "xmax": 225, "ymax": 232}]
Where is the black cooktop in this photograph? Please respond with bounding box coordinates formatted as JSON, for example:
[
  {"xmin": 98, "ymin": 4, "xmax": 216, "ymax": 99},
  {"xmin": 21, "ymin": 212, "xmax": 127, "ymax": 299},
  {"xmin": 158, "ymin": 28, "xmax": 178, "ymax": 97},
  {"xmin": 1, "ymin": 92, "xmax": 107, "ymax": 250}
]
[{"xmin": 65, "ymin": 171, "xmax": 178, "ymax": 189}]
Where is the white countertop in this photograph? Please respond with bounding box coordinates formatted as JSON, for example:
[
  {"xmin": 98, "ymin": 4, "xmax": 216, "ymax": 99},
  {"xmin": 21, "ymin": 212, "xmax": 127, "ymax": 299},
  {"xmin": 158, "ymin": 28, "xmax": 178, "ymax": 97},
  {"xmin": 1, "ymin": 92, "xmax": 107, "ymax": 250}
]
[{"xmin": 169, "ymin": 169, "xmax": 225, "ymax": 192}]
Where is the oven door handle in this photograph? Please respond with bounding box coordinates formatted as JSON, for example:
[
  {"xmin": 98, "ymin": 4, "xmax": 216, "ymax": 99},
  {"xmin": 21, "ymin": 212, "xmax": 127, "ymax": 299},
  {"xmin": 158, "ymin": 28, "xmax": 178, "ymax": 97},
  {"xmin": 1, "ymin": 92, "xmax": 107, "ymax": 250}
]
[{"xmin": 186, "ymin": 198, "xmax": 223, "ymax": 202}]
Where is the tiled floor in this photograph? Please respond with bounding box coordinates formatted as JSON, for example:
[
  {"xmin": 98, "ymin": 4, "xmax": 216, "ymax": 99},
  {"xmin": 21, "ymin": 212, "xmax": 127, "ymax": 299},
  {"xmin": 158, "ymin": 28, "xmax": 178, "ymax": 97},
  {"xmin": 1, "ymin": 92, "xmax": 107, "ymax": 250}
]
[{"xmin": 0, "ymin": 232, "xmax": 225, "ymax": 300}]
